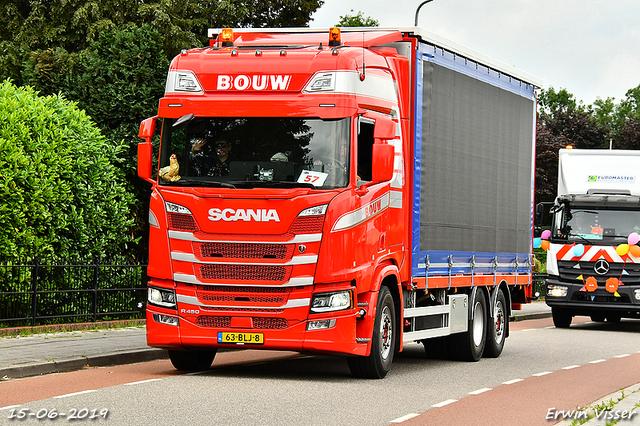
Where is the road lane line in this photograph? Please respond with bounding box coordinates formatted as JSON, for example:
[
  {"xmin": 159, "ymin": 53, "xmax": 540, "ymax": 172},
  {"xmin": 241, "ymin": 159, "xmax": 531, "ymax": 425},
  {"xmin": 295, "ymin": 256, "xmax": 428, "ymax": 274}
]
[
  {"xmin": 432, "ymin": 399, "xmax": 457, "ymax": 408},
  {"xmin": 589, "ymin": 359, "xmax": 606, "ymax": 364},
  {"xmin": 0, "ymin": 405, "xmax": 20, "ymax": 411},
  {"xmin": 614, "ymin": 354, "xmax": 630, "ymax": 358},
  {"xmin": 502, "ymin": 379, "xmax": 523, "ymax": 385},
  {"xmin": 532, "ymin": 371, "xmax": 552, "ymax": 377},
  {"xmin": 124, "ymin": 379, "xmax": 162, "ymax": 386},
  {"xmin": 468, "ymin": 388, "xmax": 492, "ymax": 395},
  {"xmin": 562, "ymin": 365, "xmax": 580, "ymax": 370},
  {"xmin": 54, "ymin": 389, "xmax": 97, "ymax": 399},
  {"xmin": 390, "ymin": 413, "xmax": 420, "ymax": 423}
]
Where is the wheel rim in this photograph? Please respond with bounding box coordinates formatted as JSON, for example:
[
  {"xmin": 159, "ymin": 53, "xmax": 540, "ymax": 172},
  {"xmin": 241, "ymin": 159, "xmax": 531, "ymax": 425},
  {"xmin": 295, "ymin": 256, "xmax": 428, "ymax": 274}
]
[
  {"xmin": 493, "ymin": 300, "xmax": 505, "ymax": 344},
  {"xmin": 379, "ymin": 305, "xmax": 393, "ymax": 360},
  {"xmin": 472, "ymin": 301, "xmax": 485, "ymax": 347}
]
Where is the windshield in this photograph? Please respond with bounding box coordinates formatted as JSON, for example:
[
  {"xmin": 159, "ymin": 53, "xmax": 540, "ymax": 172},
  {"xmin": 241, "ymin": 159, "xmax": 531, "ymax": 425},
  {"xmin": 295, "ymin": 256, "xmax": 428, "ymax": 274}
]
[
  {"xmin": 157, "ymin": 117, "xmax": 350, "ymax": 189},
  {"xmin": 553, "ymin": 207, "xmax": 640, "ymax": 241}
]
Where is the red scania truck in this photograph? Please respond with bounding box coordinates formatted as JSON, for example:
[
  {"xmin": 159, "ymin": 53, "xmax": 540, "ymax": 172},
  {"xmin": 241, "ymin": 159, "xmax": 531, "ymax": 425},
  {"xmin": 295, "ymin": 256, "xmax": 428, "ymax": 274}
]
[{"xmin": 138, "ymin": 27, "xmax": 540, "ymax": 378}]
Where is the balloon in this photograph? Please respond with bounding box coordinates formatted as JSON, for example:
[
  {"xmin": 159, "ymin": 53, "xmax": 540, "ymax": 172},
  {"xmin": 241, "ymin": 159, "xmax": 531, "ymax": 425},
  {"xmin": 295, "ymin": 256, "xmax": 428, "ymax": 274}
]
[
  {"xmin": 629, "ymin": 232, "xmax": 640, "ymax": 246},
  {"xmin": 630, "ymin": 245, "xmax": 640, "ymax": 257},
  {"xmin": 616, "ymin": 244, "xmax": 630, "ymax": 256},
  {"xmin": 540, "ymin": 240, "xmax": 550, "ymax": 251},
  {"xmin": 605, "ymin": 277, "xmax": 619, "ymax": 294},
  {"xmin": 533, "ymin": 238, "xmax": 541, "ymax": 249},
  {"xmin": 585, "ymin": 276, "xmax": 598, "ymax": 292},
  {"xmin": 541, "ymin": 230, "xmax": 551, "ymax": 240},
  {"xmin": 572, "ymin": 244, "xmax": 585, "ymax": 257}
]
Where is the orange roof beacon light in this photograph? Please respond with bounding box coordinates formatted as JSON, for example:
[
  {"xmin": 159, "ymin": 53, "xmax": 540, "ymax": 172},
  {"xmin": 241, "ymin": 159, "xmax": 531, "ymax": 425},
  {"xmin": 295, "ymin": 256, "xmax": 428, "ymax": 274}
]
[
  {"xmin": 329, "ymin": 27, "xmax": 341, "ymax": 47},
  {"xmin": 220, "ymin": 28, "xmax": 234, "ymax": 47},
  {"xmin": 566, "ymin": 145, "xmax": 574, "ymax": 149}
]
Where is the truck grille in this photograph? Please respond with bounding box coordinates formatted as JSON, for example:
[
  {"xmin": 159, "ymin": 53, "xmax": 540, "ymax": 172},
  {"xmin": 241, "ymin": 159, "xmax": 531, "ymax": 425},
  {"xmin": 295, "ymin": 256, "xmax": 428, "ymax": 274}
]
[
  {"xmin": 290, "ymin": 215, "xmax": 324, "ymax": 234},
  {"xmin": 196, "ymin": 264, "xmax": 292, "ymax": 282},
  {"xmin": 196, "ymin": 285, "xmax": 291, "ymax": 305},
  {"xmin": 194, "ymin": 242, "xmax": 294, "ymax": 260},
  {"xmin": 558, "ymin": 260, "xmax": 640, "ymax": 285},
  {"xmin": 168, "ymin": 213, "xmax": 199, "ymax": 231},
  {"xmin": 196, "ymin": 316, "xmax": 231, "ymax": 328},
  {"xmin": 195, "ymin": 315, "xmax": 287, "ymax": 330}
]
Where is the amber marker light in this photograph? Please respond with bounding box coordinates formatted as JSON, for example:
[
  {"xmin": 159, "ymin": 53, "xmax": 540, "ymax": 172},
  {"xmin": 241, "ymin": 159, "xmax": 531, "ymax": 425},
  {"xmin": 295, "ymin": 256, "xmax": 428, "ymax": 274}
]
[
  {"xmin": 221, "ymin": 28, "xmax": 234, "ymax": 47},
  {"xmin": 329, "ymin": 27, "xmax": 341, "ymax": 46}
]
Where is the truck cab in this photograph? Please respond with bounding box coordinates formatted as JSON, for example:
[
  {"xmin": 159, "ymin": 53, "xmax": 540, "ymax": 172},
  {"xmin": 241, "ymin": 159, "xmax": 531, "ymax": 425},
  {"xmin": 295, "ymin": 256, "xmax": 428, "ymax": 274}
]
[{"xmin": 545, "ymin": 149, "xmax": 640, "ymax": 326}]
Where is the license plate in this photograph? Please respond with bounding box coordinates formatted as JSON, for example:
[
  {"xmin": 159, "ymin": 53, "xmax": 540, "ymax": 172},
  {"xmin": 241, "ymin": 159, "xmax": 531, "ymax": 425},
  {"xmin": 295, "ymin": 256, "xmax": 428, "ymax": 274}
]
[{"xmin": 217, "ymin": 332, "xmax": 264, "ymax": 345}]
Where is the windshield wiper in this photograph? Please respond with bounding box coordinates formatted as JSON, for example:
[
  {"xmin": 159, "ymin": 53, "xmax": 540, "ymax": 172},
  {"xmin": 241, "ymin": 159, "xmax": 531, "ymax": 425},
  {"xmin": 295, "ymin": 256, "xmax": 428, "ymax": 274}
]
[
  {"xmin": 163, "ymin": 179, "xmax": 237, "ymax": 189},
  {"xmin": 235, "ymin": 181, "xmax": 317, "ymax": 189},
  {"xmin": 568, "ymin": 234, "xmax": 594, "ymax": 245}
]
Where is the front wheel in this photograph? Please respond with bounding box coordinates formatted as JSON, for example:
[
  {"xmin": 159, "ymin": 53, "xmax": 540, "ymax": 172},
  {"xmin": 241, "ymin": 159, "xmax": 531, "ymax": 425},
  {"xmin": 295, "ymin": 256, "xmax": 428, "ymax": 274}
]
[
  {"xmin": 348, "ymin": 286, "xmax": 396, "ymax": 379},
  {"xmin": 483, "ymin": 288, "xmax": 507, "ymax": 358},
  {"xmin": 552, "ymin": 307, "xmax": 573, "ymax": 328},
  {"xmin": 168, "ymin": 349, "xmax": 217, "ymax": 371}
]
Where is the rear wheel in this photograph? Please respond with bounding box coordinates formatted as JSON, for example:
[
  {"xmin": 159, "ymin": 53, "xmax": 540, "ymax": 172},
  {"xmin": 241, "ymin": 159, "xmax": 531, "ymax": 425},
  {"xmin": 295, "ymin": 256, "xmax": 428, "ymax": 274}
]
[
  {"xmin": 484, "ymin": 288, "xmax": 507, "ymax": 358},
  {"xmin": 449, "ymin": 290, "xmax": 487, "ymax": 362},
  {"xmin": 552, "ymin": 307, "xmax": 572, "ymax": 328},
  {"xmin": 590, "ymin": 314, "xmax": 606, "ymax": 322},
  {"xmin": 168, "ymin": 349, "xmax": 217, "ymax": 371},
  {"xmin": 348, "ymin": 286, "xmax": 396, "ymax": 379}
]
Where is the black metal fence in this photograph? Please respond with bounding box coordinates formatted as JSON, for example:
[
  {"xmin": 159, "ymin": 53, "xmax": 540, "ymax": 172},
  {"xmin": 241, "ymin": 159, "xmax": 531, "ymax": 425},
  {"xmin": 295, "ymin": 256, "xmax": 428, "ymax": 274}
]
[{"xmin": 0, "ymin": 257, "xmax": 147, "ymax": 327}]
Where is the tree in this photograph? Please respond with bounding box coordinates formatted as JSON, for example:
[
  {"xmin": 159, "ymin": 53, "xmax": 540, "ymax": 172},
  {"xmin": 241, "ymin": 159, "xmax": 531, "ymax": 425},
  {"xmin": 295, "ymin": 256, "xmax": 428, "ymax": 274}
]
[
  {"xmin": 336, "ymin": 10, "xmax": 379, "ymax": 27},
  {"xmin": 0, "ymin": 80, "xmax": 137, "ymax": 259},
  {"xmin": 535, "ymin": 88, "xmax": 609, "ymax": 205},
  {"xmin": 0, "ymin": 0, "xmax": 323, "ymax": 257}
]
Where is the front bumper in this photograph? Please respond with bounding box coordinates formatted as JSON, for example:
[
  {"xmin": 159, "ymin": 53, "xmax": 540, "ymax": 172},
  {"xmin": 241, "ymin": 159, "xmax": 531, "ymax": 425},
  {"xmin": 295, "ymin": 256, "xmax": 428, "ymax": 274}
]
[
  {"xmin": 146, "ymin": 305, "xmax": 368, "ymax": 356},
  {"xmin": 545, "ymin": 276, "xmax": 640, "ymax": 317}
]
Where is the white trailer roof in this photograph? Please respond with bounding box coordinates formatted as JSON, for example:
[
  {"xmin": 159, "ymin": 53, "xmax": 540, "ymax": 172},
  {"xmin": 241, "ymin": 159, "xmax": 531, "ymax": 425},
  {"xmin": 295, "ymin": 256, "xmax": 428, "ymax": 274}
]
[{"xmin": 558, "ymin": 149, "xmax": 640, "ymax": 197}]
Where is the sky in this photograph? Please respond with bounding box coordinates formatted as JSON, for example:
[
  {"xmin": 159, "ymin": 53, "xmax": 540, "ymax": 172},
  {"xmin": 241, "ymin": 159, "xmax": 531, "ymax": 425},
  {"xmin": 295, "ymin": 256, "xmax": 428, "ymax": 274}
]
[{"xmin": 310, "ymin": 0, "xmax": 640, "ymax": 106}]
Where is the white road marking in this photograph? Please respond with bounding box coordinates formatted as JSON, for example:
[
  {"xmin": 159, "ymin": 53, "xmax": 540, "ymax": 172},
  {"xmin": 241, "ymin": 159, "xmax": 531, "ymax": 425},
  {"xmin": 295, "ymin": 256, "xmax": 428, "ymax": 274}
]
[
  {"xmin": 432, "ymin": 399, "xmax": 457, "ymax": 408},
  {"xmin": 124, "ymin": 379, "xmax": 162, "ymax": 386},
  {"xmin": 468, "ymin": 387, "xmax": 492, "ymax": 395},
  {"xmin": 54, "ymin": 389, "xmax": 97, "ymax": 399},
  {"xmin": 390, "ymin": 413, "xmax": 420, "ymax": 423},
  {"xmin": 502, "ymin": 378, "xmax": 523, "ymax": 385}
]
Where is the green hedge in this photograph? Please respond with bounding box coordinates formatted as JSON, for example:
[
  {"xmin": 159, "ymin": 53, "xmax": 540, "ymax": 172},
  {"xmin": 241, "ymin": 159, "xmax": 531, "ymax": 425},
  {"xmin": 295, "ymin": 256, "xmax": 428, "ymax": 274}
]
[{"xmin": 0, "ymin": 80, "xmax": 136, "ymax": 259}]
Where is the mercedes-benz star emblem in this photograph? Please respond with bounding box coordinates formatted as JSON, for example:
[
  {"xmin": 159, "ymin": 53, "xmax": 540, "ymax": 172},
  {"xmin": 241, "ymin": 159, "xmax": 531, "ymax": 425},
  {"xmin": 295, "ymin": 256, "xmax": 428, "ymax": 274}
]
[{"xmin": 594, "ymin": 259, "xmax": 610, "ymax": 275}]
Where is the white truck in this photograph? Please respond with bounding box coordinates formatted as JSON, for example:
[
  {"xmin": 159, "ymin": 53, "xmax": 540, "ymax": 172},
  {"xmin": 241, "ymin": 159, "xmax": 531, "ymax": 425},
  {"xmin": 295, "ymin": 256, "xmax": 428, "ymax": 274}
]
[{"xmin": 545, "ymin": 149, "xmax": 640, "ymax": 327}]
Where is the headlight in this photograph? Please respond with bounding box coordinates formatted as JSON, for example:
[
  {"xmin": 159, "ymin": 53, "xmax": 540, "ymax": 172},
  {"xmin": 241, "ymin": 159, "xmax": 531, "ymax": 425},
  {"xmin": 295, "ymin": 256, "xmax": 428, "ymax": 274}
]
[
  {"xmin": 152, "ymin": 313, "xmax": 179, "ymax": 326},
  {"xmin": 165, "ymin": 202, "xmax": 192, "ymax": 215},
  {"xmin": 148, "ymin": 286, "xmax": 177, "ymax": 309},
  {"xmin": 299, "ymin": 204, "xmax": 328, "ymax": 216},
  {"xmin": 311, "ymin": 290, "xmax": 353, "ymax": 313},
  {"xmin": 547, "ymin": 285, "xmax": 568, "ymax": 298}
]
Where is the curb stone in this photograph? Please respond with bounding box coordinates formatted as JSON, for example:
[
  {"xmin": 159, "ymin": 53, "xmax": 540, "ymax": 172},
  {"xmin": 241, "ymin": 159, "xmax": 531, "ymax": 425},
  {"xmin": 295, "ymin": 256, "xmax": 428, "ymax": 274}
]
[{"xmin": 553, "ymin": 383, "xmax": 640, "ymax": 425}]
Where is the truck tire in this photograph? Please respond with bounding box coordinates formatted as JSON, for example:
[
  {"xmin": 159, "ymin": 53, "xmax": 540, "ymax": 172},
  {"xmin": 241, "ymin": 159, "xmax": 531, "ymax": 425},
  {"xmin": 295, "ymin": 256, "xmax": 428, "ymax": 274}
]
[
  {"xmin": 484, "ymin": 288, "xmax": 506, "ymax": 358},
  {"xmin": 168, "ymin": 349, "xmax": 217, "ymax": 371},
  {"xmin": 590, "ymin": 314, "xmax": 606, "ymax": 322},
  {"xmin": 449, "ymin": 290, "xmax": 487, "ymax": 362},
  {"xmin": 552, "ymin": 307, "xmax": 572, "ymax": 328},
  {"xmin": 348, "ymin": 286, "xmax": 396, "ymax": 379}
]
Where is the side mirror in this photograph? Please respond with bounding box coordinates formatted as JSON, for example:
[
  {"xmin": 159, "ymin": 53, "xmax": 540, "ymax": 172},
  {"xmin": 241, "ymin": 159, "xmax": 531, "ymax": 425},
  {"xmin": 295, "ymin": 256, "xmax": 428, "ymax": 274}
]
[
  {"xmin": 371, "ymin": 143, "xmax": 394, "ymax": 182},
  {"xmin": 373, "ymin": 116, "xmax": 396, "ymax": 140},
  {"xmin": 137, "ymin": 117, "xmax": 157, "ymax": 182},
  {"xmin": 139, "ymin": 116, "xmax": 157, "ymax": 140},
  {"xmin": 357, "ymin": 143, "xmax": 394, "ymax": 195}
]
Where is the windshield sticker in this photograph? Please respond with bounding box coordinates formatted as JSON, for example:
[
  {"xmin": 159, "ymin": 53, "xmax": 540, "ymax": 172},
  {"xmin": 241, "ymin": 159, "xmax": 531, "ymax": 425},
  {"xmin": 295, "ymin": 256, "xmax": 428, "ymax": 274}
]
[{"xmin": 298, "ymin": 170, "xmax": 328, "ymax": 187}]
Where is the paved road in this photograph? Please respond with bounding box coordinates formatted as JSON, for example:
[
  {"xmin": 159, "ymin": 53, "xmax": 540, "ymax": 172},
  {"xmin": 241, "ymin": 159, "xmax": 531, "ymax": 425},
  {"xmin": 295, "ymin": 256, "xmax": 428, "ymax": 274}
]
[{"xmin": 1, "ymin": 316, "xmax": 639, "ymax": 426}]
